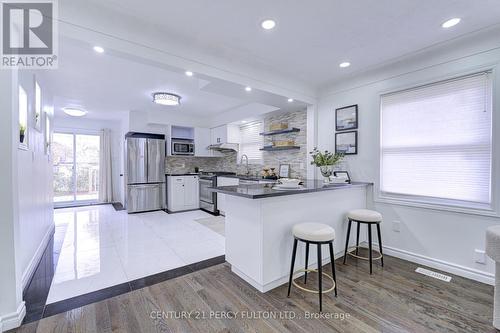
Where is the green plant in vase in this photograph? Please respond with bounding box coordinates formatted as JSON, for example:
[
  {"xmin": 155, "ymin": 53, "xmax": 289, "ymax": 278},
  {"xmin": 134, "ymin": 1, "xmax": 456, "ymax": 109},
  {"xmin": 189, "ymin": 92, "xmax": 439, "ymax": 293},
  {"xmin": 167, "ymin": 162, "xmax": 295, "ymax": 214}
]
[
  {"xmin": 19, "ymin": 123, "xmax": 26, "ymax": 143},
  {"xmin": 309, "ymin": 148, "xmax": 344, "ymax": 183}
]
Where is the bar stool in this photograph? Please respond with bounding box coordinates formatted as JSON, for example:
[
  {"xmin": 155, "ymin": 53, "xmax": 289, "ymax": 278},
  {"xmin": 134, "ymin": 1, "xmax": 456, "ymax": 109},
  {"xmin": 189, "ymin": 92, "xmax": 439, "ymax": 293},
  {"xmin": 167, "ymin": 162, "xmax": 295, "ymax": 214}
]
[
  {"xmin": 343, "ymin": 209, "xmax": 384, "ymax": 274},
  {"xmin": 287, "ymin": 222, "xmax": 337, "ymax": 312}
]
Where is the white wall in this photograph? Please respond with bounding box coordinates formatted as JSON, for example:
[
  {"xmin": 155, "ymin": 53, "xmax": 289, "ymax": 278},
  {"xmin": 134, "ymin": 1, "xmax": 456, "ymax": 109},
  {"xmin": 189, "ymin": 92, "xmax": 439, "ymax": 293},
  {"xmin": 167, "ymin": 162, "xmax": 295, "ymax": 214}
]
[
  {"xmin": 17, "ymin": 71, "xmax": 55, "ymax": 291},
  {"xmin": 54, "ymin": 116, "xmax": 125, "ymax": 204},
  {"xmin": 317, "ymin": 30, "xmax": 500, "ymax": 284}
]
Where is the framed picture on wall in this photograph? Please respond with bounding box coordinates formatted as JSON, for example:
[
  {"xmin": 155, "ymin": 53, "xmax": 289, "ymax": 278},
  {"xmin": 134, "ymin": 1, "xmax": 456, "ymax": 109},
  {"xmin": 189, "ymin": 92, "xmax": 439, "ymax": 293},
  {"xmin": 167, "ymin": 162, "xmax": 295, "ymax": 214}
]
[
  {"xmin": 335, "ymin": 131, "xmax": 357, "ymax": 155},
  {"xmin": 335, "ymin": 104, "xmax": 358, "ymax": 131}
]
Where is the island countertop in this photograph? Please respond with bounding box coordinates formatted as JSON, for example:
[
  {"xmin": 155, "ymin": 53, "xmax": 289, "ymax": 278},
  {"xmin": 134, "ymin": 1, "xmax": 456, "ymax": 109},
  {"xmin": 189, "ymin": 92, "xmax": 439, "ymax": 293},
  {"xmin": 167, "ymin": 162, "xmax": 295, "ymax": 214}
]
[{"xmin": 210, "ymin": 181, "xmax": 372, "ymax": 199}]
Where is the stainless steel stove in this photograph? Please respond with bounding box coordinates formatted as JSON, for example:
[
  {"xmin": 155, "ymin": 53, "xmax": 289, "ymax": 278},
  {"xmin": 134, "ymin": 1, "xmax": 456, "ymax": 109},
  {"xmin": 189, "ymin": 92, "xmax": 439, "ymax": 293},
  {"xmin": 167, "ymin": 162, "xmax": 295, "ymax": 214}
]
[{"xmin": 199, "ymin": 172, "xmax": 236, "ymax": 214}]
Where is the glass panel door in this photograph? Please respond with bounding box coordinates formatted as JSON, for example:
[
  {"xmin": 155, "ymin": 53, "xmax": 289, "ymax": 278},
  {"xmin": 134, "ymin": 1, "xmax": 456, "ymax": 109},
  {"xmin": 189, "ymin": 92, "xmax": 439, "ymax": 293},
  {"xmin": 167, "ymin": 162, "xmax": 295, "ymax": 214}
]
[{"xmin": 53, "ymin": 132, "xmax": 100, "ymax": 206}]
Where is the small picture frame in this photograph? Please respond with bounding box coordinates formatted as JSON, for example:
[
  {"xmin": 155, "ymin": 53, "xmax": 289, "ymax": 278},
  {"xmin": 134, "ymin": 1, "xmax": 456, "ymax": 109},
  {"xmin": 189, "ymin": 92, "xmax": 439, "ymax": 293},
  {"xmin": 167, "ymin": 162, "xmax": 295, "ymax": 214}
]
[
  {"xmin": 335, "ymin": 104, "xmax": 358, "ymax": 131},
  {"xmin": 333, "ymin": 171, "xmax": 351, "ymax": 184},
  {"xmin": 335, "ymin": 131, "xmax": 357, "ymax": 155},
  {"xmin": 279, "ymin": 164, "xmax": 290, "ymax": 178}
]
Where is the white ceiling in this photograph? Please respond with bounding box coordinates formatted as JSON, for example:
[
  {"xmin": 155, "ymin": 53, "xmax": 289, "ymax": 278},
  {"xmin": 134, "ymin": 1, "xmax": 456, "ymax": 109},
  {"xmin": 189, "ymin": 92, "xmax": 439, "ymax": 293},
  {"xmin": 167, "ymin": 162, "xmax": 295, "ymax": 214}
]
[
  {"xmin": 87, "ymin": 0, "xmax": 500, "ymax": 88},
  {"xmin": 47, "ymin": 38, "xmax": 308, "ymax": 121}
]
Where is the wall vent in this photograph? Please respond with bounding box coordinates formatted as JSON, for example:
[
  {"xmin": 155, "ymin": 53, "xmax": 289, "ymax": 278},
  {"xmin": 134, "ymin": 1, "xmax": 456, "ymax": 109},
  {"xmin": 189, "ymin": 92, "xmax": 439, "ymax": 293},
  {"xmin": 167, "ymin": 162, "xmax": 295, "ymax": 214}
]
[{"xmin": 415, "ymin": 267, "xmax": 452, "ymax": 282}]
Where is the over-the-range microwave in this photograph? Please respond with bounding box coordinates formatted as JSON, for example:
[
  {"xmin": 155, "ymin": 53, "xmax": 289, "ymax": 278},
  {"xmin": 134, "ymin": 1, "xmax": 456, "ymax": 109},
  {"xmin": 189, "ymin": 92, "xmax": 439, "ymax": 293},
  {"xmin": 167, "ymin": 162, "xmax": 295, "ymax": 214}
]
[{"xmin": 171, "ymin": 138, "xmax": 195, "ymax": 155}]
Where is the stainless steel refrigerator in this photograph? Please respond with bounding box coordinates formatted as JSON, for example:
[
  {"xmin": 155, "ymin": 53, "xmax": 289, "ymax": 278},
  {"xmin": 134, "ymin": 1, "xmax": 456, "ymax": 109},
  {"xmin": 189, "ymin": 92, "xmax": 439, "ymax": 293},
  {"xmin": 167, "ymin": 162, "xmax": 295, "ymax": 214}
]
[{"xmin": 125, "ymin": 132, "xmax": 165, "ymax": 213}]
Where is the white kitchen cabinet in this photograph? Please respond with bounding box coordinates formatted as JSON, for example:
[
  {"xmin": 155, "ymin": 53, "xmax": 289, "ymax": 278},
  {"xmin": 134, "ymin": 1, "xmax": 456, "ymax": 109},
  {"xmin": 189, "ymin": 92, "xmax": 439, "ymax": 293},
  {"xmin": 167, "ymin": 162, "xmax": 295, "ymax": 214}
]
[
  {"xmin": 210, "ymin": 124, "xmax": 240, "ymax": 157},
  {"xmin": 194, "ymin": 127, "xmax": 212, "ymax": 157},
  {"xmin": 167, "ymin": 175, "xmax": 199, "ymax": 212},
  {"xmin": 216, "ymin": 176, "xmax": 240, "ymax": 215}
]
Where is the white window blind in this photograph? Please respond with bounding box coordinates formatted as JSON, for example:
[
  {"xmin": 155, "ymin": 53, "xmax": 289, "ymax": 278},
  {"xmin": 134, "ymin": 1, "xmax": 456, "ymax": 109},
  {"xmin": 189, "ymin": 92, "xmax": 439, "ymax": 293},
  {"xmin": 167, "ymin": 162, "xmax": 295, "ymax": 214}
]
[
  {"xmin": 380, "ymin": 72, "xmax": 492, "ymax": 207},
  {"xmin": 239, "ymin": 121, "xmax": 263, "ymax": 163}
]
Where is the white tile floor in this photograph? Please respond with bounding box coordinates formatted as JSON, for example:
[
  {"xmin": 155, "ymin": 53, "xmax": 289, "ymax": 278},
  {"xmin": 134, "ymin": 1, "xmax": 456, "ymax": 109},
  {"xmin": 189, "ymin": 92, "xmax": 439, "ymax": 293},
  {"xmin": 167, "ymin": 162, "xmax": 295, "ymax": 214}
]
[{"xmin": 46, "ymin": 205, "xmax": 225, "ymax": 304}]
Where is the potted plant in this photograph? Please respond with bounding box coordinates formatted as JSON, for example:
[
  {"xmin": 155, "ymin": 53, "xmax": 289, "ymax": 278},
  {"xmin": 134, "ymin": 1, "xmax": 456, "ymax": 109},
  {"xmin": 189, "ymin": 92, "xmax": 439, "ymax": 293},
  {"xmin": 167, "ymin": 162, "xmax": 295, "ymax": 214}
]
[
  {"xmin": 19, "ymin": 123, "xmax": 26, "ymax": 143},
  {"xmin": 309, "ymin": 148, "xmax": 344, "ymax": 183}
]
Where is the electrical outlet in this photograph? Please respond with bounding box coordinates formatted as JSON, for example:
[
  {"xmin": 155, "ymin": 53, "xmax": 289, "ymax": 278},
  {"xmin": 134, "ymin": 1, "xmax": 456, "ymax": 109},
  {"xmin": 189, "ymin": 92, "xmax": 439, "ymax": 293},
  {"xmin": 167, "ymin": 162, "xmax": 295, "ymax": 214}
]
[
  {"xmin": 392, "ymin": 220, "xmax": 401, "ymax": 232},
  {"xmin": 474, "ymin": 249, "xmax": 486, "ymax": 264}
]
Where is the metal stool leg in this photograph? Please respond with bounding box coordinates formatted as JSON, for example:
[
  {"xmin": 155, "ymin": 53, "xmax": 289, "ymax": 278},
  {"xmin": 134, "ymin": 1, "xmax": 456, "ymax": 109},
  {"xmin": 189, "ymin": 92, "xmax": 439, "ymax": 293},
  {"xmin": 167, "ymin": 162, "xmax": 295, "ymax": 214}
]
[
  {"xmin": 287, "ymin": 239, "xmax": 298, "ymax": 297},
  {"xmin": 343, "ymin": 220, "xmax": 352, "ymax": 264},
  {"xmin": 328, "ymin": 242, "xmax": 338, "ymax": 297},
  {"xmin": 304, "ymin": 242, "xmax": 310, "ymax": 284},
  {"xmin": 317, "ymin": 243, "xmax": 323, "ymax": 312},
  {"xmin": 368, "ymin": 224, "xmax": 373, "ymax": 274},
  {"xmin": 355, "ymin": 222, "xmax": 360, "ymax": 255},
  {"xmin": 376, "ymin": 223, "xmax": 384, "ymax": 267}
]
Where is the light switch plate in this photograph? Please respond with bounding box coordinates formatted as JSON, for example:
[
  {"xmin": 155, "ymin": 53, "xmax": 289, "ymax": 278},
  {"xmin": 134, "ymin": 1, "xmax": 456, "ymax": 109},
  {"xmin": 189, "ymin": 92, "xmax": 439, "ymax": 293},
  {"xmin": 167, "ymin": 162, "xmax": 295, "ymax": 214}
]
[
  {"xmin": 474, "ymin": 249, "xmax": 486, "ymax": 264},
  {"xmin": 392, "ymin": 220, "xmax": 401, "ymax": 232}
]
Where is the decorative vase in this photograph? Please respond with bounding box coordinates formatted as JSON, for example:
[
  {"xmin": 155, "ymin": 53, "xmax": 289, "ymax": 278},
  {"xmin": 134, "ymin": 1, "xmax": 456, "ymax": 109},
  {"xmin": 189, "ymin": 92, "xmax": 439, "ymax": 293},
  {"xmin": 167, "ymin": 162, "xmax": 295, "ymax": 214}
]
[
  {"xmin": 20, "ymin": 133, "xmax": 25, "ymax": 143},
  {"xmin": 319, "ymin": 165, "xmax": 333, "ymax": 183}
]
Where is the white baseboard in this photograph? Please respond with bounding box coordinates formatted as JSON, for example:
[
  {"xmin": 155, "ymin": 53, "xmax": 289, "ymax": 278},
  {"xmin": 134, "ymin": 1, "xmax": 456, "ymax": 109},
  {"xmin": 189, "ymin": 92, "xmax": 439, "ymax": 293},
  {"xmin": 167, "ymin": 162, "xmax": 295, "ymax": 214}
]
[
  {"xmin": 0, "ymin": 301, "xmax": 26, "ymax": 332},
  {"xmin": 21, "ymin": 224, "xmax": 55, "ymax": 291},
  {"xmin": 381, "ymin": 244, "xmax": 495, "ymax": 286}
]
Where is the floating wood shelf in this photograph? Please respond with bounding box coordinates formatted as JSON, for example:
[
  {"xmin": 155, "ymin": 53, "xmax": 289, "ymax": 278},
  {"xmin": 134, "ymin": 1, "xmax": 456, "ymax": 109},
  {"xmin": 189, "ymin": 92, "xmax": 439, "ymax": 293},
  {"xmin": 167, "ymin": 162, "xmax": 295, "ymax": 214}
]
[
  {"xmin": 259, "ymin": 128, "xmax": 300, "ymax": 136},
  {"xmin": 260, "ymin": 146, "xmax": 301, "ymax": 151}
]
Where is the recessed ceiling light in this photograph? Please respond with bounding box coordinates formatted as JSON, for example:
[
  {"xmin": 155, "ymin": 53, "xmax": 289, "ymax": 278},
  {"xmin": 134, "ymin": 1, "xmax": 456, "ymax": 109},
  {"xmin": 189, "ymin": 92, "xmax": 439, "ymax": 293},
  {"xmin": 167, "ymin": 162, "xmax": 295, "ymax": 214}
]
[
  {"xmin": 339, "ymin": 62, "xmax": 351, "ymax": 68},
  {"xmin": 185, "ymin": 71, "xmax": 193, "ymax": 77},
  {"xmin": 62, "ymin": 107, "xmax": 87, "ymax": 117},
  {"xmin": 442, "ymin": 18, "xmax": 461, "ymax": 28},
  {"xmin": 245, "ymin": 86, "xmax": 252, "ymax": 92},
  {"xmin": 287, "ymin": 98, "xmax": 294, "ymax": 103},
  {"xmin": 153, "ymin": 92, "xmax": 181, "ymax": 106},
  {"xmin": 93, "ymin": 46, "xmax": 104, "ymax": 53},
  {"xmin": 241, "ymin": 120, "xmax": 248, "ymax": 124},
  {"xmin": 261, "ymin": 19, "xmax": 276, "ymax": 30}
]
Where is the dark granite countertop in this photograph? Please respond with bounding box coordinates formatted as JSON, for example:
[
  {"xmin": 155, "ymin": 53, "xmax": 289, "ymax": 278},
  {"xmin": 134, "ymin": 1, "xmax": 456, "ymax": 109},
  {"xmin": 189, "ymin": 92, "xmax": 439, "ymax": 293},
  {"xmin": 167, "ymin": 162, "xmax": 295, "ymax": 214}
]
[
  {"xmin": 210, "ymin": 181, "xmax": 372, "ymax": 199},
  {"xmin": 217, "ymin": 174, "xmax": 277, "ymax": 182}
]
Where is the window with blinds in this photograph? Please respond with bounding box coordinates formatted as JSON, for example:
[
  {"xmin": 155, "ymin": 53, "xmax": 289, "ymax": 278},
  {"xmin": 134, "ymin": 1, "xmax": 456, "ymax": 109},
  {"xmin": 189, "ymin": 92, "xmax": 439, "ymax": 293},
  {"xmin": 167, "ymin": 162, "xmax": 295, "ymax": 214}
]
[
  {"xmin": 239, "ymin": 121, "xmax": 263, "ymax": 163},
  {"xmin": 380, "ymin": 72, "xmax": 493, "ymax": 208}
]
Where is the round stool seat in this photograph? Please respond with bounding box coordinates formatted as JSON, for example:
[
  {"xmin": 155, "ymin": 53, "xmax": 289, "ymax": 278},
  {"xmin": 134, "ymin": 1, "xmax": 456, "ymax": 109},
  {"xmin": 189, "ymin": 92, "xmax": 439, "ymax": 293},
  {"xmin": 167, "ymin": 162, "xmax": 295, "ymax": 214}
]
[
  {"xmin": 293, "ymin": 223, "xmax": 335, "ymax": 242},
  {"xmin": 347, "ymin": 209, "xmax": 382, "ymax": 223}
]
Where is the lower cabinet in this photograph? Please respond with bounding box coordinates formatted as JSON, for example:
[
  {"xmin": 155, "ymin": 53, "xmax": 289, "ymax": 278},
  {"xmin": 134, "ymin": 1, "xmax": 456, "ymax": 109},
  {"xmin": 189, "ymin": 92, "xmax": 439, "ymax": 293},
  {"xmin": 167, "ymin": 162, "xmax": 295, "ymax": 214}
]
[
  {"xmin": 216, "ymin": 177, "xmax": 240, "ymax": 215},
  {"xmin": 167, "ymin": 175, "xmax": 200, "ymax": 212}
]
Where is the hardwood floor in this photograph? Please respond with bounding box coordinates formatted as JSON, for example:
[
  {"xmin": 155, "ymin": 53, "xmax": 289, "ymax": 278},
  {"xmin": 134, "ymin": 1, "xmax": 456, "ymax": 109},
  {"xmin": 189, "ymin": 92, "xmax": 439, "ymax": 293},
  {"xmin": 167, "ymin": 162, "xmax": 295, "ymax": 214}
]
[{"xmin": 8, "ymin": 253, "xmax": 496, "ymax": 333}]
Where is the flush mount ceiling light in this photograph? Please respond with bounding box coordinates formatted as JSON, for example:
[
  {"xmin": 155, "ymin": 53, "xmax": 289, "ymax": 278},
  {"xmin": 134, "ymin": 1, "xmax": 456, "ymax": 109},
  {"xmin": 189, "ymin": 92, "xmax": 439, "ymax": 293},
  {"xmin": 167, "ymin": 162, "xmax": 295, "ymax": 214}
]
[
  {"xmin": 339, "ymin": 62, "xmax": 351, "ymax": 68},
  {"xmin": 62, "ymin": 107, "xmax": 87, "ymax": 117},
  {"xmin": 93, "ymin": 46, "xmax": 104, "ymax": 53},
  {"xmin": 185, "ymin": 71, "xmax": 193, "ymax": 77},
  {"xmin": 245, "ymin": 86, "xmax": 252, "ymax": 92},
  {"xmin": 287, "ymin": 98, "xmax": 294, "ymax": 103},
  {"xmin": 153, "ymin": 92, "xmax": 181, "ymax": 106},
  {"xmin": 442, "ymin": 18, "xmax": 461, "ymax": 28},
  {"xmin": 261, "ymin": 19, "xmax": 276, "ymax": 30}
]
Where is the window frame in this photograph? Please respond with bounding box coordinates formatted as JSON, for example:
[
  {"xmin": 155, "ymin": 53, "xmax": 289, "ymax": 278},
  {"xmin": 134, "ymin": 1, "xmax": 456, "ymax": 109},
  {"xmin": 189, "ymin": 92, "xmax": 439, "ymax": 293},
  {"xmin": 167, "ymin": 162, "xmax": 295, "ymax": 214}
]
[
  {"xmin": 376, "ymin": 66, "xmax": 499, "ymax": 217},
  {"xmin": 238, "ymin": 120, "xmax": 264, "ymax": 165}
]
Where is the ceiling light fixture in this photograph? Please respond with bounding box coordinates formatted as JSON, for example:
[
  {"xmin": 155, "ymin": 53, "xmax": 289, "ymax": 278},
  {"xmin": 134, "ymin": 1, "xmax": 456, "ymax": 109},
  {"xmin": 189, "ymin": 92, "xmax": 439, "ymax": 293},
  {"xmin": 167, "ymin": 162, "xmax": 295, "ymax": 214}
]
[
  {"xmin": 93, "ymin": 46, "xmax": 104, "ymax": 53},
  {"xmin": 261, "ymin": 19, "xmax": 276, "ymax": 30},
  {"xmin": 185, "ymin": 71, "xmax": 193, "ymax": 77},
  {"xmin": 62, "ymin": 107, "xmax": 87, "ymax": 117},
  {"xmin": 442, "ymin": 18, "xmax": 461, "ymax": 28},
  {"xmin": 153, "ymin": 92, "xmax": 181, "ymax": 106},
  {"xmin": 339, "ymin": 62, "xmax": 351, "ymax": 68},
  {"xmin": 287, "ymin": 98, "xmax": 294, "ymax": 103},
  {"xmin": 245, "ymin": 86, "xmax": 252, "ymax": 92}
]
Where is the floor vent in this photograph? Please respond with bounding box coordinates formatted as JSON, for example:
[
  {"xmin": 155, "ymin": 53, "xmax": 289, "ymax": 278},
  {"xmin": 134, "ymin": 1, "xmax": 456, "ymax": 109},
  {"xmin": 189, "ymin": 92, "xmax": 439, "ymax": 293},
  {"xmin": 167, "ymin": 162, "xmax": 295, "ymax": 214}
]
[{"xmin": 415, "ymin": 267, "xmax": 452, "ymax": 282}]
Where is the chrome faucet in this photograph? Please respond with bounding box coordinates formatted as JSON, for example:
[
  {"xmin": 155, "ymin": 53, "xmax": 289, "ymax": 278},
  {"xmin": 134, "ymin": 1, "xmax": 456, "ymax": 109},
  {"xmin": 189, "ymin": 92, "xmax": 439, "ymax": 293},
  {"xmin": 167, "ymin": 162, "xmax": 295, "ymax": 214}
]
[{"xmin": 240, "ymin": 154, "xmax": 250, "ymax": 175}]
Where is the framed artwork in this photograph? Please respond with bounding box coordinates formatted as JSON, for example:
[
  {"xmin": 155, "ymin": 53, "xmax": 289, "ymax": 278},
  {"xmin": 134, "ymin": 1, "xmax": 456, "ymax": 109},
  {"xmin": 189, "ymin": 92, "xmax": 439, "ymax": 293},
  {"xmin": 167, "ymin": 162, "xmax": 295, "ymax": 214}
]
[
  {"xmin": 34, "ymin": 79, "xmax": 42, "ymax": 132},
  {"xmin": 19, "ymin": 85, "xmax": 29, "ymax": 150},
  {"xmin": 335, "ymin": 104, "xmax": 358, "ymax": 131},
  {"xmin": 279, "ymin": 164, "xmax": 290, "ymax": 178},
  {"xmin": 333, "ymin": 171, "xmax": 351, "ymax": 184},
  {"xmin": 335, "ymin": 131, "xmax": 357, "ymax": 155}
]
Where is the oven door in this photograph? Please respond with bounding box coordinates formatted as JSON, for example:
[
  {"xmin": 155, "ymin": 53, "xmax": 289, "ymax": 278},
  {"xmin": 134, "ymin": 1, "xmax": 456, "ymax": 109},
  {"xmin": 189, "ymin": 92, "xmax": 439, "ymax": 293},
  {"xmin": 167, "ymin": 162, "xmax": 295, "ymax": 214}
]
[{"xmin": 199, "ymin": 178, "xmax": 215, "ymax": 204}]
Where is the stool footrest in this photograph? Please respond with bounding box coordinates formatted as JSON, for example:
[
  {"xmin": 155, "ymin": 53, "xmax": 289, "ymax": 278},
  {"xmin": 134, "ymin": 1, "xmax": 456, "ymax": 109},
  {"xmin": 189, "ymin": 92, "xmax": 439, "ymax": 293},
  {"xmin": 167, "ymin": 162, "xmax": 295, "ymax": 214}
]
[
  {"xmin": 347, "ymin": 246, "xmax": 383, "ymax": 260},
  {"xmin": 291, "ymin": 268, "xmax": 335, "ymax": 294}
]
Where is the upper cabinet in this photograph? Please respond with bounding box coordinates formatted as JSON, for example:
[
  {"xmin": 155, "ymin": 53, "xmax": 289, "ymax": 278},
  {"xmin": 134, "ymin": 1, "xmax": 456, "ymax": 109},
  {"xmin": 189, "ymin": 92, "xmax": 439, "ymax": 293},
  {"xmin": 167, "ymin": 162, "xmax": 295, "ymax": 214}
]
[
  {"xmin": 194, "ymin": 127, "xmax": 212, "ymax": 157},
  {"xmin": 210, "ymin": 124, "xmax": 240, "ymax": 156}
]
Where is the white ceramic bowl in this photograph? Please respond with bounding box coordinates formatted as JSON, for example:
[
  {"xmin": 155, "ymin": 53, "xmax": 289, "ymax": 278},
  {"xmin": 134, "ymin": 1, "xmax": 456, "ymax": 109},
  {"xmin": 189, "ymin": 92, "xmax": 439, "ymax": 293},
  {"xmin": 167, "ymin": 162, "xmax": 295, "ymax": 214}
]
[{"xmin": 279, "ymin": 178, "xmax": 301, "ymax": 188}]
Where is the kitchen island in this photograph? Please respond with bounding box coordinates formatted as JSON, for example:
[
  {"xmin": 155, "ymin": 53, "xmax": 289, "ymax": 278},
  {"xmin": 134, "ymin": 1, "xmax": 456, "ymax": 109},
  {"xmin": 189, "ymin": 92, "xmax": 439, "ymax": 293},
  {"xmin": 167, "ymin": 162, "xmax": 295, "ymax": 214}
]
[{"xmin": 211, "ymin": 181, "xmax": 372, "ymax": 292}]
